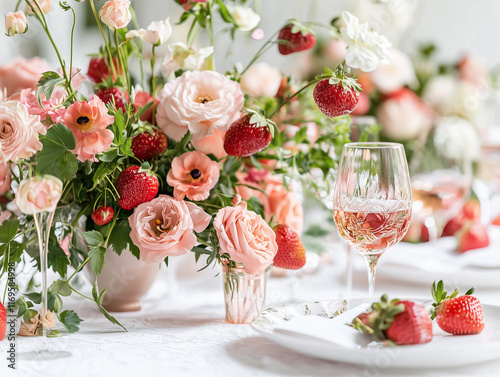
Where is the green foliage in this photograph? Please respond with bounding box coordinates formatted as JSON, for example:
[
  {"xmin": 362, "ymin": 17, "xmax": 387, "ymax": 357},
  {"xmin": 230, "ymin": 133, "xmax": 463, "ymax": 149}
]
[
  {"xmin": 58, "ymin": 310, "xmax": 83, "ymax": 333},
  {"xmin": 92, "ymin": 281, "xmax": 127, "ymax": 331}
]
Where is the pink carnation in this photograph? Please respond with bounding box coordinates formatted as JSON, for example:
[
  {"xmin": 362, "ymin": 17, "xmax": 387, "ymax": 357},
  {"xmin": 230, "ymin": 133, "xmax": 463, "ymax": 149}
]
[
  {"xmin": 19, "ymin": 88, "xmax": 66, "ymax": 126},
  {"xmin": 128, "ymin": 195, "xmax": 210, "ymax": 263},
  {"xmin": 62, "ymin": 96, "xmax": 115, "ymax": 162},
  {"xmin": 167, "ymin": 151, "xmax": 220, "ymax": 201}
]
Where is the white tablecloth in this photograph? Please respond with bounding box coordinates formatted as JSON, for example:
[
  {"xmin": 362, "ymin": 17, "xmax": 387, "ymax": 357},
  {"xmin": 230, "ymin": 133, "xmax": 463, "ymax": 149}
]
[{"xmin": 2, "ymin": 244, "xmax": 500, "ymax": 377}]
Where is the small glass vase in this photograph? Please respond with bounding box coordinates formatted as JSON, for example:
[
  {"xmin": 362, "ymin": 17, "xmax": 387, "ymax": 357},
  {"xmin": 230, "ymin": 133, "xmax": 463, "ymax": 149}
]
[{"xmin": 223, "ymin": 265, "xmax": 266, "ymax": 324}]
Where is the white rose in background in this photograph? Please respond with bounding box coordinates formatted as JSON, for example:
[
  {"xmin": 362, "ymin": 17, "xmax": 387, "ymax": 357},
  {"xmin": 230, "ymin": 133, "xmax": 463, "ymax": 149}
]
[
  {"xmin": 161, "ymin": 43, "xmax": 213, "ymax": 78},
  {"xmin": 226, "ymin": 5, "xmax": 260, "ymax": 32},
  {"xmin": 434, "ymin": 117, "xmax": 480, "ymax": 161},
  {"xmin": 377, "ymin": 88, "xmax": 433, "ymax": 140},
  {"xmin": 126, "ymin": 17, "xmax": 172, "ymax": 45},
  {"xmin": 370, "ymin": 49, "xmax": 416, "ymax": 94},
  {"xmin": 5, "ymin": 11, "xmax": 28, "ymax": 36},
  {"xmin": 340, "ymin": 11, "xmax": 392, "ymax": 72},
  {"xmin": 240, "ymin": 62, "xmax": 282, "ymax": 98}
]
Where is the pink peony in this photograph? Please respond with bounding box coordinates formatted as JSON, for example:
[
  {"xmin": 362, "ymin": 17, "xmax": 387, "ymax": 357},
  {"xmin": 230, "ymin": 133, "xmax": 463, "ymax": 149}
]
[
  {"xmin": 0, "ymin": 57, "xmax": 50, "ymax": 97},
  {"xmin": 190, "ymin": 129, "xmax": 227, "ymax": 159},
  {"xmin": 240, "ymin": 62, "xmax": 282, "ymax": 98},
  {"xmin": 237, "ymin": 174, "xmax": 304, "ymax": 234},
  {"xmin": 214, "ymin": 201, "xmax": 278, "ymax": 274},
  {"xmin": 0, "ymin": 101, "xmax": 46, "ymax": 164},
  {"xmin": 156, "ymin": 70, "xmax": 244, "ymax": 141},
  {"xmin": 62, "ymin": 96, "xmax": 115, "ymax": 162},
  {"xmin": 99, "ymin": 0, "xmax": 132, "ymax": 29},
  {"xmin": 19, "ymin": 88, "xmax": 66, "ymax": 125},
  {"xmin": 15, "ymin": 175, "xmax": 63, "ymax": 214},
  {"xmin": 0, "ymin": 163, "xmax": 12, "ymax": 195},
  {"xmin": 128, "ymin": 195, "xmax": 210, "ymax": 263},
  {"xmin": 167, "ymin": 151, "xmax": 220, "ymax": 201}
]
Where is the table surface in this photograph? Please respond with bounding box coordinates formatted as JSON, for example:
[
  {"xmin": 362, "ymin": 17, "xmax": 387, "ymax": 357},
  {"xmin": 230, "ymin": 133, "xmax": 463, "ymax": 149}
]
[{"xmin": 2, "ymin": 240, "xmax": 500, "ymax": 377}]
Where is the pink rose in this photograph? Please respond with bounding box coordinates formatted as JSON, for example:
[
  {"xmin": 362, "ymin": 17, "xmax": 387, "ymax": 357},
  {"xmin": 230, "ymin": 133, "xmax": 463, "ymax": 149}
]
[
  {"xmin": 167, "ymin": 151, "xmax": 220, "ymax": 201},
  {"xmin": 214, "ymin": 202, "xmax": 278, "ymax": 274},
  {"xmin": 236, "ymin": 174, "xmax": 304, "ymax": 234},
  {"xmin": 5, "ymin": 11, "xmax": 28, "ymax": 36},
  {"xmin": 377, "ymin": 88, "xmax": 433, "ymax": 141},
  {"xmin": 459, "ymin": 55, "xmax": 489, "ymax": 88},
  {"xmin": 0, "ymin": 57, "xmax": 50, "ymax": 97},
  {"xmin": 156, "ymin": 70, "xmax": 244, "ymax": 141},
  {"xmin": 19, "ymin": 88, "xmax": 66, "ymax": 125},
  {"xmin": 99, "ymin": 0, "xmax": 132, "ymax": 29},
  {"xmin": 129, "ymin": 195, "xmax": 210, "ymax": 263},
  {"xmin": 190, "ymin": 129, "xmax": 227, "ymax": 159},
  {"xmin": 370, "ymin": 49, "xmax": 416, "ymax": 94},
  {"xmin": 0, "ymin": 163, "xmax": 12, "ymax": 195},
  {"xmin": 15, "ymin": 175, "xmax": 63, "ymax": 214},
  {"xmin": 62, "ymin": 96, "xmax": 115, "ymax": 162},
  {"xmin": 26, "ymin": 0, "xmax": 52, "ymax": 14},
  {"xmin": 351, "ymin": 92, "xmax": 370, "ymax": 115},
  {"xmin": 240, "ymin": 62, "xmax": 282, "ymax": 98},
  {"xmin": 0, "ymin": 101, "xmax": 46, "ymax": 163}
]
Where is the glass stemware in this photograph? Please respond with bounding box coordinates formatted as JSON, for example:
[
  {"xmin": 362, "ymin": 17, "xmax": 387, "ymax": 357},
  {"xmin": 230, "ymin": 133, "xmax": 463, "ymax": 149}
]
[{"xmin": 332, "ymin": 142, "xmax": 412, "ymax": 297}]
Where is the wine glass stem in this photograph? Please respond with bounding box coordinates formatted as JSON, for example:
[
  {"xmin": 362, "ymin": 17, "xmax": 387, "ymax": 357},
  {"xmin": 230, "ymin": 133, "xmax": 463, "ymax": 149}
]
[
  {"xmin": 365, "ymin": 254, "xmax": 380, "ymax": 297},
  {"xmin": 346, "ymin": 244, "xmax": 352, "ymax": 298}
]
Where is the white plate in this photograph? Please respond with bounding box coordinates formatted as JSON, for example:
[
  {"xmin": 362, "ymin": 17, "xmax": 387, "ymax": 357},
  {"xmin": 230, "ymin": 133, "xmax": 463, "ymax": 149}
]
[{"xmin": 251, "ymin": 298, "xmax": 500, "ymax": 368}]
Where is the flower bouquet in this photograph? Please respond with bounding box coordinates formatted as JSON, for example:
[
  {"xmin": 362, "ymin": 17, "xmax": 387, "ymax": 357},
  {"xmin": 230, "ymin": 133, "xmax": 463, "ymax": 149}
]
[{"xmin": 0, "ymin": 0, "xmax": 392, "ymax": 332}]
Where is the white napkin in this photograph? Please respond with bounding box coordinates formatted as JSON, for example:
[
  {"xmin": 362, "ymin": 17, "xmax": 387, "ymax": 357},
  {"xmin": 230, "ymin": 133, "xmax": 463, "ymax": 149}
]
[{"xmin": 273, "ymin": 304, "xmax": 371, "ymax": 348}]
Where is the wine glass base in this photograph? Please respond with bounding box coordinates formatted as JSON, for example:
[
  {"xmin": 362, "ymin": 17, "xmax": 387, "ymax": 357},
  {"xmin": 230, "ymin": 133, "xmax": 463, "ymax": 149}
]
[{"xmin": 18, "ymin": 349, "xmax": 72, "ymax": 361}]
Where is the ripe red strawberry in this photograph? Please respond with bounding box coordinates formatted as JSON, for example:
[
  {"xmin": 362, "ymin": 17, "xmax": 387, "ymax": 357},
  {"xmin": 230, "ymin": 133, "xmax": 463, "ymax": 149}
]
[
  {"xmin": 117, "ymin": 166, "xmax": 159, "ymax": 210},
  {"xmin": 442, "ymin": 199, "xmax": 481, "ymax": 237},
  {"xmin": 87, "ymin": 57, "xmax": 121, "ymax": 83},
  {"xmin": 95, "ymin": 87, "xmax": 128, "ymax": 113},
  {"xmin": 431, "ymin": 280, "xmax": 485, "ymax": 335},
  {"xmin": 223, "ymin": 113, "xmax": 274, "ymax": 157},
  {"xmin": 278, "ymin": 21, "xmax": 316, "ymax": 55},
  {"xmin": 273, "ymin": 224, "xmax": 306, "ymax": 270},
  {"xmin": 492, "ymin": 214, "xmax": 500, "ymax": 226},
  {"xmin": 91, "ymin": 205, "xmax": 114, "ymax": 226},
  {"xmin": 352, "ymin": 295, "xmax": 433, "ymax": 345},
  {"xmin": 313, "ymin": 66, "xmax": 361, "ymax": 118},
  {"xmin": 131, "ymin": 128, "xmax": 168, "ymax": 161},
  {"xmin": 0, "ymin": 301, "xmax": 6, "ymax": 341},
  {"xmin": 456, "ymin": 222, "xmax": 489, "ymax": 252}
]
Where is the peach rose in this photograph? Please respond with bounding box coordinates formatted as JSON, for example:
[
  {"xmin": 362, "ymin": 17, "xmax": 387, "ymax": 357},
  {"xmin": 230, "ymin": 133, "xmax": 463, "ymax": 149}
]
[
  {"xmin": 0, "ymin": 57, "xmax": 50, "ymax": 97},
  {"xmin": 240, "ymin": 62, "xmax": 282, "ymax": 98},
  {"xmin": 167, "ymin": 151, "xmax": 220, "ymax": 201},
  {"xmin": 156, "ymin": 70, "xmax": 244, "ymax": 141},
  {"xmin": 0, "ymin": 163, "xmax": 11, "ymax": 195},
  {"xmin": 236, "ymin": 174, "xmax": 304, "ymax": 234},
  {"xmin": 15, "ymin": 175, "xmax": 63, "ymax": 214},
  {"xmin": 35, "ymin": 310, "xmax": 56, "ymax": 329},
  {"xmin": 214, "ymin": 202, "xmax": 277, "ymax": 274},
  {"xmin": 5, "ymin": 11, "xmax": 28, "ymax": 36},
  {"xmin": 190, "ymin": 129, "xmax": 227, "ymax": 159},
  {"xmin": 18, "ymin": 317, "xmax": 39, "ymax": 337},
  {"xmin": 129, "ymin": 195, "xmax": 210, "ymax": 263},
  {"xmin": 99, "ymin": 0, "xmax": 132, "ymax": 29},
  {"xmin": 26, "ymin": 0, "xmax": 52, "ymax": 15},
  {"xmin": 0, "ymin": 100, "xmax": 46, "ymax": 163}
]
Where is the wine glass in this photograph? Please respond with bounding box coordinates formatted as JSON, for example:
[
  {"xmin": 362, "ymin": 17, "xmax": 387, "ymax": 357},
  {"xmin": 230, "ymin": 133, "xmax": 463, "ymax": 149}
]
[
  {"xmin": 410, "ymin": 128, "xmax": 472, "ymax": 241},
  {"xmin": 332, "ymin": 142, "xmax": 412, "ymax": 297}
]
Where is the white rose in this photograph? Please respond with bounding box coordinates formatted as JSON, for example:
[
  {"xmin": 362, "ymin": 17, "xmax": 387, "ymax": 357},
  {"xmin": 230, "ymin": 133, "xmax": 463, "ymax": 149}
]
[
  {"xmin": 161, "ymin": 43, "xmax": 213, "ymax": 78},
  {"xmin": 240, "ymin": 62, "xmax": 282, "ymax": 98},
  {"xmin": 126, "ymin": 17, "xmax": 172, "ymax": 45},
  {"xmin": 370, "ymin": 49, "xmax": 416, "ymax": 94},
  {"xmin": 226, "ymin": 5, "xmax": 260, "ymax": 32},
  {"xmin": 434, "ymin": 117, "xmax": 480, "ymax": 161}
]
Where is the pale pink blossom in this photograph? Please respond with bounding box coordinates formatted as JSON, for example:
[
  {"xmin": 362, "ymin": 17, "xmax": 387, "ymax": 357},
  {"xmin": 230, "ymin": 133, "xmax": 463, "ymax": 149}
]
[
  {"xmin": 167, "ymin": 151, "xmax": 220, "ymax": 201},
  {"xmin": 0, "ymin": 57, "xmax": 50, "ymax": 97},
  {"xmin": 0, "ymin": 101, "xmax": 46, "ymax": 163},
  {"xmin": 19, "ymin": 88, "xmax": 66, "ymax": 125},
  {"xmin": 0, "ymin": 163, "xmax": 12, "ymax": 195},
  {"xmin": 15, "ymin": 175, "xmax": 63, "ymax": 214},
  {"xmin": 240, "ymin": 62, "xmax": 282, "ymax": 98},
  {"xmin": 214, "ymin": 201, "xmax": 277, "ymax": 274},
  {"xmin": 5, "ymin": 11, "xmax": 28, "ymax": 36},
  {"xmin": 62, "ymin": 96, "xmax": 115, "ymax": 162},
  {"xmin": 156, "ymin": 70, "xmax": 244, "ymax": 141},
  {"xmin": 128, "ymin": 195, "xmax": 210, "ymax": 263},
  {"xmin": 370, "ymin": 49, "xmax": 416, "ymax": 94},
  {"xmin": 99, "ymin": 0, "xmax": 132, "ymax": 29},
  {"xmin": 161, "ymin": 43, "xmax": 213, "ymax": 78},
  {"xmin": 459, "ymin": 55, "xmax": 490, "ymax": 88},
  {"xmin": 126, "ymin": 17, "xmax": 172, "ymax": 45},
  {"xmin": 26, "ymin": 0, "xmax": 51, "ymax": 15},
  {"xmin": 190, "ymin": 129, "xmax": 227, "ymax": 159},
  {"xmin": 57, "ymin": 67, "xmax": 87, "ymax": 91},
  {"xmin": 324, "ymin": 38, "xmax": 347, "ymax": 64}
]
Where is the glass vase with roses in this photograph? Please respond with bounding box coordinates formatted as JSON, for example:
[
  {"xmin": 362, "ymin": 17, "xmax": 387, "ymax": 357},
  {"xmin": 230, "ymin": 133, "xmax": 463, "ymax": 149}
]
[{"xmin": 0, "ymin": 0, "xmax": 392, "ymax": 333}]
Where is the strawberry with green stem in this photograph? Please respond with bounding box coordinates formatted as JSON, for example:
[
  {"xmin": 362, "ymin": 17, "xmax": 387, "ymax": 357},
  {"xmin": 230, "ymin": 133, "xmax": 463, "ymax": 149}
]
[{"xmin": 278, "ymin": 20, "xmax": 316, "ymax": 55}]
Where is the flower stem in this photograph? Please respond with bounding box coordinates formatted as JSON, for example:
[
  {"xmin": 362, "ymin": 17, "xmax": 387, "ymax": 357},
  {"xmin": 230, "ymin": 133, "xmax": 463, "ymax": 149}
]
[
  {"xmin": 88, "ymin": 0, "xmax": 117, "ymax": 79},
  {"xmin": 240, "ymin": 30, "xmax": 279, "ymax": 76},
  {"xmin": 103, "ymin": 208, "xmax": 120, "ymax": 249},
  {"xmin": 150, "ymin": 44, "xmax": 156, "ymax": 97},
  {"xmin": 268, "ymin": 78, "xmax": 319, "ymax": 119},
  {"xmin": 205, "ymin": 0, "xmax": 215, "ymax": 71}
]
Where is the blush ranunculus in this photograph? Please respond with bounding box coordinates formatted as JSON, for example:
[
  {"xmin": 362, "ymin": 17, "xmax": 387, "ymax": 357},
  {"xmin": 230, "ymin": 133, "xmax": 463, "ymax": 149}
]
[
  {"xmin": 99, "ymin": 0, "xmax": 132, "ymax": 29},
  {"xmin": 62, "ymin": 96, "xmax": 115, "ymax": 162},
  {"xmin": 190, "ymin": 129, "xmax": 227, "ymax": 159},
  {"xmin": 240, "ymin": 62, "xmax": 282, "ymax": 98},
  {"xmin": 0, "ymin": 163, "xmax": 12, "ymax": 195},
  {"xmin": 0, "ymin": 101, "xmax": 46, "ymax": 164},
  {"xmin": 15, "ymin": 175, "xmax": 63, "ymax": 214},
  {"xmin": 0, "ymin": 57, "xmax": 50, "ymax": 97},
  {"xmin": 167, "ymin": 151, "xmax": 220, "ymax": 201},
  {"xmin": 19, "ymin": 88, "xmax": 66, "ymax": 126},
  {"xmin": 5, "ymin": 11, "xmax": 28, "ymax": 36},
  {"xmin": 26, "ymin": 0, "xmax": 52, "ymax": 15},
  {"xmin": 128, "ymin": 195, "xmax": 210, "ymax": 263},
  {"xmin": 214, "ymin": 202, "xmax": 277, "ymax": 274},
  {"xmin": 156, "ymin": 70, "xmax": 244, "ymax": 142},
  {"xmin": 133, "ymin": 90, "xmax": 158, "ymax": 124}
]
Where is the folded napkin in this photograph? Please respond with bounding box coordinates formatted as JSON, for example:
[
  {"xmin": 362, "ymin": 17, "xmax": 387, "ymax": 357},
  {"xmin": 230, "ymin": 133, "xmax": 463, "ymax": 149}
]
[{"xmin": 273, "ymin": 304, "xmax": 371, "ymax": 348}]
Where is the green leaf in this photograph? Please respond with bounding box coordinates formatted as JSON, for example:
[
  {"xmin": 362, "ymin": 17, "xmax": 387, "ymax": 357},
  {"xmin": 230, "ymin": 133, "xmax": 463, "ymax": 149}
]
[
  {"xmin": 0, "ymin": 218, "xmax": 20, "ymax": 244},
  {"xmin": 129, "ymin": 242, "xmax": 140, "ymax": 260},
  {"xmin": 97, "ymin": 148, "xmax": 118, "ymax": 162},
  {"xmin": 59, "ymin": 310, "xmax": 83, "ymax": 333},
  {"xmin": 25, "ymin": 292, "xmax": 41, "ymax": 304},
  {"xmin": 92, "ymin": 161, "xmax": 120, "ymax": 189},
  {"xmin": 83, "ymin": 231, "xmax": 104, "ymax": 247},
  {"xmin": 49, "ymin": 279, "xmax": 71, "ymax": 297},
  {"xmin": 88, "ymin": 246, "xmax": 106, "ymax": 275},
  {"xmin": 92, "ymin": 282, "xmax": 127, "ymax": 331},
  {"xmin": 48, "ymin": 242, "xmax": 70, "ymax": 277},
  {"xmin": 47, "ymin": 329, "xmax": 62, "ymax": 337},
  {"xmin": 216, "ymin": 0, "xmax": 235, "ymax": 23},
  {"xmin": 53, "ymin": 294, "xmax": 63, "ymax": 313},
  {"xmin": 36, "ymin": 71, "xmax": 65, "ymax": 104},
  {"xmin": 108, "ymin": 219, "xmax": 132, "ymax": 256},
  {"xmin": 45, "ymin": 123, "xmax": 76, "ymax": 149}
]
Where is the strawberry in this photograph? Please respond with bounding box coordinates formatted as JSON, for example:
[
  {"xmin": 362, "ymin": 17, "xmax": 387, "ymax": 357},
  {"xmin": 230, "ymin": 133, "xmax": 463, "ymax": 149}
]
[
  {"xmin": 313, "ymin": 66, "xmax": 361, "ymax": 118},
  {"xmin": 131, "ymin": 128, "xmax": 168, "ymax": 161},
  {"xmin": 95, "ymin": 87, "xmax": 128, "ymax": 113},
  {"xmin": 456, "ymin": 222, "xmax": 489, "ymax": 252},
  {"xmin": 223, "ymin": 112, "xmax": 274, "ymax": 157},
  {"xmin": 278, "ymin": 21, "xmax": 316, "ymax": 55},
  {"xmin": 492, "ymin": 214, "xmax": 500, "ymax": 226},
  {"xmin": 117, "ymin": 166, "xmax": 159, "ymax": 210},
  {"xmin": 273, "ymin": 224, "xmax": 306, "ymax": 270},
  {"xmin": 431, "ymin": 280, "xmax": 485, "ymax": 335},
  {"xmin": 352, "ymin": 295, "xmax": 433, "ymax": 345},
  {"xmin": 0, "ymin": 301, "xmax": 6, "ymax": 341},
  {"xmin": 87, "ymin": 57, "xmax": 121, "ymax": 83},
  {"xmin": 91, "ymin": 205, "xmax": 114, "ymax": 226},
  {"xmin": 442, "ymin": 199, "xmax": 481, "ymax": 237}
]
